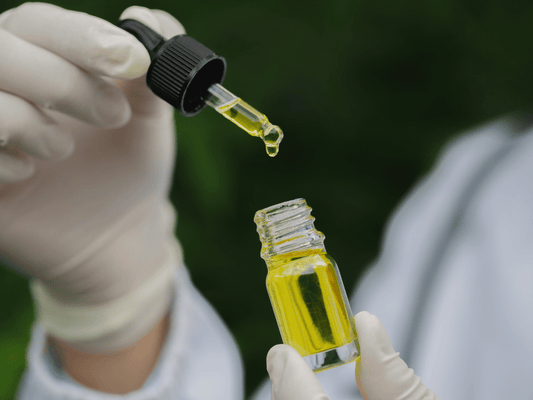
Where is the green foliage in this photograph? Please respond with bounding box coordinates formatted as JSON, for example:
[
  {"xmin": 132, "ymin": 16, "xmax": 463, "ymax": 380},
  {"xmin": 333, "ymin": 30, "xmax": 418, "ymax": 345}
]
[
  {"xmin": 0, "ymin": 268, "xmax": 33, "ymax": 399},
  {"xmin": 2, "ymin": 0, "xmax": 533, "ymax": 397}
]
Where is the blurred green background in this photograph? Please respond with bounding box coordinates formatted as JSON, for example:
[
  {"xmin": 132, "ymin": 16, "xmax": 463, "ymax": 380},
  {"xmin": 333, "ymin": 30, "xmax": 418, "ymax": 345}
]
[{"xmin": 1, "ymin": 0, "xmax": 533, "ymax": 398}]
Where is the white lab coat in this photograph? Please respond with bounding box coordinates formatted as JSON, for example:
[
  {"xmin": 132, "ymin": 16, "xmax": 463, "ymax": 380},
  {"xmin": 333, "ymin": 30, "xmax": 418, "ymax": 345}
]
[
  {"xmin": 17, "ymin": 115, "xmax": 533, "ymax": 399},
  {"xmin": 16, "ymin": 265, "xmax": 245, "ymax": 400},
  {"xmin": 253, "ymin": 115, "xmax": 533, "ymax": 400}
]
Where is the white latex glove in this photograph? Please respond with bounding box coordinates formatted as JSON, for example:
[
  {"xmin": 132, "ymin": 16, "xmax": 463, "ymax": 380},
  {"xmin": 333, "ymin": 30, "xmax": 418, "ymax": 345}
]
[
  {"xmin": 267, "ymin": 311, "xmax": 441, "ymax": 400},
  {"xmin": 0, "ymin": 3, "xmax": 186, "ymax": 353}
]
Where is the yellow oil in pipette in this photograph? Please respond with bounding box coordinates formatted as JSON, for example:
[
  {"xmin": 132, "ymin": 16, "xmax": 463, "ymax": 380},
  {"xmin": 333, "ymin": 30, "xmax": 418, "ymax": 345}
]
[{"xmin": 206, "ymin": 84, "xmax": 284, "ymax": 157}]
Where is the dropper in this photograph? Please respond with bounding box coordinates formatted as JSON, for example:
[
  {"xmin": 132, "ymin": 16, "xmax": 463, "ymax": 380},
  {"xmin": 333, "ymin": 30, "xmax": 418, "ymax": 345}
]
[{"xmin": 117, "ymin": 19, "xmax": 283, "ymax": 157}]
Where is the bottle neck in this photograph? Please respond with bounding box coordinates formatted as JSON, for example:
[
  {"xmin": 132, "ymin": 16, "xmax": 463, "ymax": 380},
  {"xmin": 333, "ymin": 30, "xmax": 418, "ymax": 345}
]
[{"xmin": 254, "ymin": 199, "xmax": 326, "ymax": 268}]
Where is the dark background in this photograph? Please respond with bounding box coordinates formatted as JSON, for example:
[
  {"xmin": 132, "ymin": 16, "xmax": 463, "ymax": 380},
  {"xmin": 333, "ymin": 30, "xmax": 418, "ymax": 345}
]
[{"xmin": 1, "ymin": 0, "xmax": 532, "ymax": 398}]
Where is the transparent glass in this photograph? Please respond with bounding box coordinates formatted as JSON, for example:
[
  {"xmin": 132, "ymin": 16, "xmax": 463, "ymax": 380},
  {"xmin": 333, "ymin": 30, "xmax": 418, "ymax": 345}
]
[
  {"xmin": 205, "ymin": 83, "xmax": 284, "ymax": 157},
  {"xmin": 254, "ymin": 198, "xmax": 359, "ymax": 372}
]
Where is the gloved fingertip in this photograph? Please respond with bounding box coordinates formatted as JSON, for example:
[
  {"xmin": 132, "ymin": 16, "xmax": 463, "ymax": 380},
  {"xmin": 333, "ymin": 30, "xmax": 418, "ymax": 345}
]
[
  {"xmin": 82, "ymin": 19, "xmax": 151, "ymax": 79},
  {"xmin": 106, "ymin": 42, "xmax": 151, "ymax": 80},
  {"xmin": 0, "ymin": 8, "xmax": 14, "ymax": 25},
  {"xmin": 354, "ymin": 312, "xmax": 440, "ymax": 399},
  {"xmin": 119, "ymin": 6, "xmax": 162, "ymax": 36},
  {"xmin": 354, "ymin": 311, "xmax": 384, "ymax": 338},
  {"xmin": 151, "ymin": 9, "xmax": 186, "ymax": 37},
  {"xmin": 267, "ymin": 345, "xmax": 330, "ymax": 400},
  {"xmin": 0, "ymin": 150, "xmax": 35, "ymax": 184},
  {"xmin": 266, "ymin": 344, "xmax": 291, "ymax": 384},
  {"xmin": 93, "ymin": 84, "xmax": 132, "ymax": 128},
  {"xmin": 114, "ymin": 7, "xmax": 186, "ymax": 79},
  {"xmin": 354, "ymin": 311, "xmax": 396, "ymax": 357},
  {"xmin": 354, "ymin": 310, "xmax": 378, "ymax": 324},
  {"xmin": 41, "ymin": 127, "xmax": 75, "ymax": 161}
]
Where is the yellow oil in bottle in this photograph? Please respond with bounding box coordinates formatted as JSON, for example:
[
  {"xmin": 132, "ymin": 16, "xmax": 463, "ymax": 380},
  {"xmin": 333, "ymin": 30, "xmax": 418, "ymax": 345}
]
[
  {"xmin": 266, "ymin": 249, "xmax": 358, "ymax": 359},
  {"xmin": 217, "ymin": 98, "xmax": 283, "ymax": 157},
  {"xmin": 255, "ymin": 198, "xmax": 359, "ymax": 372}
]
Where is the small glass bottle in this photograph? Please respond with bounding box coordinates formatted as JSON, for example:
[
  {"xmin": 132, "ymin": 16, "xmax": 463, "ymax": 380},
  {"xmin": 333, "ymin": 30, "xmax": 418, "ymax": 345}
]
[{"xmin": 254, "ymin": 198, "xmax": 359, "ymax": 372}]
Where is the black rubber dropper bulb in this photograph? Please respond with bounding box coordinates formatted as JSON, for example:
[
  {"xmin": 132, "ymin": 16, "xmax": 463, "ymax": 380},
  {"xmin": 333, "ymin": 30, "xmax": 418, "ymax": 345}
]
[{"xmin": 117, "ymin": 19, "xmax": 227, "ymax": 116}]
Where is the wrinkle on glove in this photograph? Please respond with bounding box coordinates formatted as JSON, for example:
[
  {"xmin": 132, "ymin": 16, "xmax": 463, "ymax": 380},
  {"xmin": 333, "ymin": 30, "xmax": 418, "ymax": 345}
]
[{"xmin": 266, "ymin": 312, "xmax": 440, "ymax": 400}]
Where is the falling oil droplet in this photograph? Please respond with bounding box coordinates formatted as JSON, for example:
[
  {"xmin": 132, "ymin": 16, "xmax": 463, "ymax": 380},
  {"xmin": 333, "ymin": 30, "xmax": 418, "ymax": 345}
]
[{"xmin": 262, "ymin": 124, "xmax": 283, "ymax": 157}]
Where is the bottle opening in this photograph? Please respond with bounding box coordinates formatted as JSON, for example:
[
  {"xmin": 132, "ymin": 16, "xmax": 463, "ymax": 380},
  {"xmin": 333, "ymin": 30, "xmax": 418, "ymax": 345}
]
[{"xmin": 254, "ymin": 198, "xmax": 325, "ymax": 261}]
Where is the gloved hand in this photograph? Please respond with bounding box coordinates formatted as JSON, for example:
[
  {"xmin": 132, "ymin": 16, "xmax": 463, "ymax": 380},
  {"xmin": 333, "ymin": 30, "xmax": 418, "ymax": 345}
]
[
  {"xmin": 0, "ymin": 3, "xmax": 185, "ymax": 353},
  {"xmin": 267, "ymin": 311, "xmax": 441, "ymax": 400}
]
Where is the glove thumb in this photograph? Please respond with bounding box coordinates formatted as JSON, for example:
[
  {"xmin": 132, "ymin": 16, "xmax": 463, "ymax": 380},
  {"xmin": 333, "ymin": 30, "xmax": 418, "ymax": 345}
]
[
  {"xmin": 355, "ymin": 311, "xmax": 440, "ymax": 400},
  {"xmin": 267, "ymin": 344, "xmax": 329, "ymax": 400}
]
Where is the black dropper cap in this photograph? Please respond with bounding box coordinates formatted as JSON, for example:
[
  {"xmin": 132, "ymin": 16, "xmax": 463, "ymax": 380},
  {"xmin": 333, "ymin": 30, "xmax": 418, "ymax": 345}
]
[{"xmin": 117, "ymin": 19, "xmax": 227, "ymax": 117}]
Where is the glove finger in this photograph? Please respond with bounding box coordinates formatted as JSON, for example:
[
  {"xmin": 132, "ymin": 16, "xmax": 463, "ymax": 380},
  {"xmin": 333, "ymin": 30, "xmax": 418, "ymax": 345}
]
[
  {"xmin": 116, "ymin": 6, "xmax": 186, "ymax": 116},
  {"xmin": 0, "ymin": 147, "xmax": 35, "ymax": 184},
  {"xmin": 267, "ymin": 344, "xmax": 330, "ymax": 400},
  {"xmin": 119, "ymin": 6, "xmax": 186, "ymax": 39},
  {"xmin": 0, "ymin": 8, "xmax": 14, "ymax": 24},
  {"xmin": 151, "ymin": 9, "xmax": 186, "ymax": 38},
  {"xmin": 0, "ymin": 91, "xmax": 74, "ymax": 161},
  {"xmin": 0, "ymin": 3, "xmax": 150, "ymax": 79},
  {"xmin": 0, "ymin": 28, "xmax": 131, "ymax": 128},
  {"xmin": 354, "ymin": 311, "xmax": 440, "ymax": 400}
]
